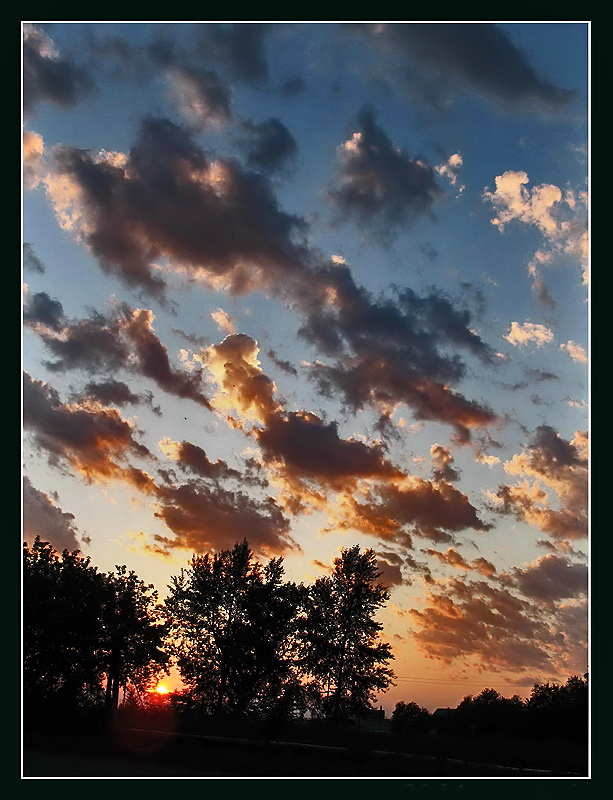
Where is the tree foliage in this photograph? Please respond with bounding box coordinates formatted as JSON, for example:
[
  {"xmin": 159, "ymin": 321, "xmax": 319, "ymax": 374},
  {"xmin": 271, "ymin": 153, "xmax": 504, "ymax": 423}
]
[
  {"xmin": 164, "ymin": 540, "xmax": 306, "ymax": 717},
  {"xmin": 301, "ymin": 545, "xmax": 395, "ymax": 721},
  {"xmin": 23, "ymin": 537, "xmax": 168, "ymax": 726}
]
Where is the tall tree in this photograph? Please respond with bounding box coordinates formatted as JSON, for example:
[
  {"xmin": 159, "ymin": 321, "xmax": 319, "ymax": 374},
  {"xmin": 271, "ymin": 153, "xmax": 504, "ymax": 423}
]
[
  {"xmin": 101, "ymin": 565, "xmax": 169, "ymax": 713},
  {"xmin": 23, "ymin": 537, "xmax": 107, "ymax": 714},
  {"xmin": 165, "ymin": 540, "xmax": 305, "ymax": 716},
  {"xmin": 302, "ymin": 545, "xmax": 395, "ymax": 721},
  {"xmin": 23, "ymin": 538, "xmax": 168, "ymax": 723}
]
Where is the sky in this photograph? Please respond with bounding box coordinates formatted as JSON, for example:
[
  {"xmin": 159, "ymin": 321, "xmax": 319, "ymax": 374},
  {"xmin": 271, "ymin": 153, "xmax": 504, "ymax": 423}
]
[{"xmin": 22, "ymin": 21, "xmax": 589, "ymax": 712}]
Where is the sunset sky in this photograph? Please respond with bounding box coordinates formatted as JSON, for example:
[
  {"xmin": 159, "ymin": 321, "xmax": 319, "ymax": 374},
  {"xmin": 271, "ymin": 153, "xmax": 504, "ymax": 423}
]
[{"xmin": 22, "ymin": 21, "xmax": 589, "ymax": 712}]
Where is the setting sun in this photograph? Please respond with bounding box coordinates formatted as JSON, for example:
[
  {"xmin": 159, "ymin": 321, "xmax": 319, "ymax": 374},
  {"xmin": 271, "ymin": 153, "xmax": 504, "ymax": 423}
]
[{"xmin": 155, "ymin": 685, "xmax": 170, "ymax": 695}]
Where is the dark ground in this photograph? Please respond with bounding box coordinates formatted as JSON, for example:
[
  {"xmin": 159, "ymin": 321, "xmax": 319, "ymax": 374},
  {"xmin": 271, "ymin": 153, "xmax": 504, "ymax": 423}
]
[{"xmin": 22, "ymin": 722, "xmax": 589, "ymax": 779}]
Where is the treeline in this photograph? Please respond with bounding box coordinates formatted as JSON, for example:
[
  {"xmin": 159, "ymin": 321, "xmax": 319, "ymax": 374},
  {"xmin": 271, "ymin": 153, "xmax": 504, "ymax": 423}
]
[
  {"xmin": 391, "ymin": 678, "xmax": 589, "ymax": 744},
  {"xmin": 23, "ymin": 537, "xmax": 394, "ymax": 730}
]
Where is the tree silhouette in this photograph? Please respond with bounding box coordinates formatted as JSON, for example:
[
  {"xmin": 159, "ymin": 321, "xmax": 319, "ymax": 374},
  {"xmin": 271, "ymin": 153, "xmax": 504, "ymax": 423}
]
[
  {"xmin": 390, "ymin": 700, "xmax": 431, "ymax": 734},
  {"xmin": 165, "ymin": 540, "xmax": 305, "ymax": 717},
  {"xmin": 23, "ymin": 538, "xmax": 168, "ymax": 726},
  {"xmin": 302, "ymin": 545, "xmax": 395, "ymax": 722},
  {"xmin": 101, "ymin": 565, "xmax": 169, "ymax": 713}
]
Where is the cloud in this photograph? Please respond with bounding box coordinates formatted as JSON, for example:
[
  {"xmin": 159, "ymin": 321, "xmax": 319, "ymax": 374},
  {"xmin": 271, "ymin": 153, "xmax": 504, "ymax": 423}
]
[
  {"xmin": 352, "ymin": 23, "xmax": 574, "ymax": 112},
  {"xmin": 23, "ymin": 371, "xmax": 154, "ymax": 487},
  {"xmin": 504, "ymin": 321, "xmax": 554, "ymax": 348},
  {"xmin": 164, "ymin": 64, "xmax": 233, "ymax": 129},
  {"xmin": 40, "ymin": 116, "xmax": 499, "ymax": 439},
  {"xmin": 77, "ymin": 379, "xmax": 161, "ymax": 413},
  {"xmin": 300, "ymin": 265, "xmax": 498, "ymax": 442},
  {"xmin": 43, "ymin": 116, "xmax": 311, "ymax": 299},
  {"xmin": 430, "ymin": 443, "xmax": 460, "ymax": 482},
  {"xmin": 23, "ymin": 291, "xmax": 65, "ymax": 331},
  {"xmin": 152, "ymin": 480, "xmax": 294, "ymax": 557},
  {"xmin": 23, "ymin": 130, "xmax": 46, "ymax": 188},
  {"xmin": 484, "ymin": 170, "xmax": 588, "ymax": 292},
  {"xmin": 491, "ymin": 425, "xmax": 588, "ymax": 543},
  {"xmin": 435, "ymin": 153, "xmax": 465, "ymax": 193},
  {"xmin": 23, "ymin": 242, "xmax": 46, "ymax": 274},
  {"xmin": 23, "ymin": 476, "xmax": 82, "ymax": 551},
  {"xmin": 327, "ymin": 108, "xmax": 442, "ymax": 241},
  {"xmin": 210, "ymin": 308, "xmax": 236, "ymax": 336},
  {"xmin": 509, "ymin": 554, "xmax": 587, "ymax": 603},
  {"xmin": 560, "ymin": 340, "xmax": 588, "ymax": 363},
  {"xmin": 339, "ymin": 477, "xmax": 491, "ymax": 543},
  {"xmin": 23, "ymin": 24, "xmax": 94, "ymax": 115},
  {"xmin": 197, "ymin": 23, "xmax": 270, "ymax": 84},
  {"xmin": 26, "ymin": 301, "xmax": 212, "ymax": 409},
  {"xmin": 236, "ymin": 117, "xmax": 298, "ymax": 174},
  {"xmin": 409, "ymin": 575, "xmax": 585, "ymax": 676},
  {"xmin": 158, "ymin": 438, "xmax": 239, "ymax": 481}
]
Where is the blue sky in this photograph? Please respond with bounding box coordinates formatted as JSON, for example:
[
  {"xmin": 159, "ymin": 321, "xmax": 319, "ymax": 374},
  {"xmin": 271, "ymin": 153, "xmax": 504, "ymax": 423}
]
[{"xmin": 22, "ymin": 21, "xmax": 589, "ymax": 710}]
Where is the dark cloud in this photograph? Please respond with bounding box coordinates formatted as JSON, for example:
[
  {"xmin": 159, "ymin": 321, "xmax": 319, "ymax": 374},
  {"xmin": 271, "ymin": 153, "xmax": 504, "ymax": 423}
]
[
  {"xmin": 352, "ymin": 23, "xmax": 574, "ymax": 112},
  {"xmin": 255, "ymin": 410, "xmax": 402, "ymax": 491},
  {"xmin": 23, "ymin": 24, "xmax": 94, "ymax": 115},
  {"xmin": 168, "ymin": 440, "xmax": 240, "ymax": 481},
  {"xmin": 152, "ymin": 480, "xmax": 294, "ymax": 557},
  {"xmin": 327, "ymin": 108, "xmax": 442, "ymax": 241},
  {"xmin": 48, "ymin": 116, "xmax": 311, "ymax": 298},
  {"xmin": 267, "ymin": 349, "xmax": 298, "ymax": 377},
  {"xmin": 23, "ymin": 476, "xmax": 82, "ymax": 551},
  {"xmin": 301, "ymin": 264, "xmax": 498, "ymax": 441},
  {"xmin": 197, "ymin": 23, "xmax": 270, "ymax": 84},
  {"xmin": 341, "ymin": 478, "xmax": 491, "ymax": 542},
  {"xmin": 279, "ymin": 77, "xmax": 306, "ymax": 97},
  {"xmin": 492, "ymin": 426, "xmax": 588, "ymax": 543},
  {"xmin": 44, "ymin": 116, "xmax": 498, "ymax": 439},
  {"xmin": 29, "ymin": 301, "xmax": 211, "ymax": 410},
  {"xmin": 431, "ymin": 444, "xmax": 460, "ymax": 483},
  {"xmin": 23, "ymin": 243, "xmax": 46, "ymax": 274},
  {"xmin": 409, "ymin": 576, "xmax": 583, "ymax": 675},
  {"xmin": 426, "ymin": 547, "xmax": 497, "ymax": 577},
  {"xmin": 510, "ymin": 555, "xmax": 587, "ymax": 602},
  {"xmin": 78, "ymin": 379, "xmax": 161, "ymax": 414},
  {"xmin": 165, "ymin": 64, "xmax": 233, "ymax": 129},
  {"xmin": 23, "ymin": 291, "xmax": 65, "ymax": 331},
  {"xmin": 23, "ymin": 372, "xmax": 153, "ymax": 486},
  {"xmin": 236, "ymin": 117, "xmax": 298, "ymax": 174}
]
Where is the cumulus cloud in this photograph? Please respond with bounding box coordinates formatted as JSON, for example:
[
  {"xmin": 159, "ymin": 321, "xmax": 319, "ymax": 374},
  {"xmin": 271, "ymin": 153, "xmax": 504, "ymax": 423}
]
[
  {"xmin": 23, "ymin": 476, "xmax": 82, "ymax": 551},
  {"xmin": 77, "ymin": 379, "xmax": 161, "ymax": 414},
  {"xmin": 23, "ymin": 242, "xmax": 46, "ymax": 274},
  {"xmin": 504, "ymin": 321, "xmax": 554, "ymax": 348},
  {"xmin": 23, "ymin": 371, "xmax": 154, "ymax": 488},
  {"xmin": 236, "ymin": 117, "xmax": 298, "ymax": 174},
  {"xmin": 23, "ymin": 24, "xmax": 94, "ymax": 115},
  {"xmin": 484, "ymin": 170, "xmax": 589, "ymax": 293},
  {"xmin": 152, "ymin": 480, "xmax": 293, "ymax": 557},
  {"xmin": 197, "ymin": 23, "xmax": 271, "ymax": 84},
  {"xmin": 430, "ymin": 443, "xmax": 460, "ymax": 482},
  {"xmin": 491, "ymin": 425, "xmax": 588, "ymax": 544},
  {"xmin": 560, "ymin": 340, "xmax": 588, "ymax": 363},
  {"xmin": 327, "ymin": 108, "xmax": 442, "ymax": 241},
  {"xmin": 425, "ymin": 547, "xmax": 497, "ymax": 577},
  {"xmin": 42, "ymin": 116, "xmax": 311, "ymax": 299},
  {"xmin": 23, "ymin": 291, "xmax": 65, "ymax": 331},
  {"xmin": 300, "ymin": 265, "xmax": 498, "ymax": 442},
  {"xmin": 210, "ymin": 308, "xmax": 236, "ymax": 336},
  {"xmin": 26, "ymin": 301, "xmax": 211, "ymax": 409},
  {"xmin": 409, "ymin": 574, "xmax": 585, "ymax": 677},
  {"xmin": 164, "ymin": 64, "xmax": 233, "ymax": 129},
  {"xmin": 351, "ymin": 23, "xmax": 574, "ymax": 112},
  {"xmin": 23, "ymin": 130, "xmax": 46, "ymax": 188},
  {"xmin": 509, "ymin": 554, "xmax": 587, "ymax": 603}
]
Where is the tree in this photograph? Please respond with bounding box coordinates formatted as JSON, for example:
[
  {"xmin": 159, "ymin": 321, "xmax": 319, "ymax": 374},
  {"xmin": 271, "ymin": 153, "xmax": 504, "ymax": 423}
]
[
  {"xmin": 302, "ymin": 545, "xmax": 395, "ymax": 722},
  {"xmin": 526, "ymin": 675, "xmax": 588, "ymax": 742},
  {"xmin": 23, "ymin": 538, "xmax": 169, "ymax": 726},
  {"xmin": 390, "ymin": 701, "xmax": 431, "ymax": 734},
  {"xmin": 23, "ymin": 537, "xmax": 108, "ymax": 718},
  {"xmin": 164, "ymin": 540, "xmax": 306, "ymax": 717},
  {"xmin": 100, "ymin": 565, "xmax": 169, "ymax": 713},
  {"xmin": 455, "ymin": 688, "xmax": 524, "ymax": 737}
]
